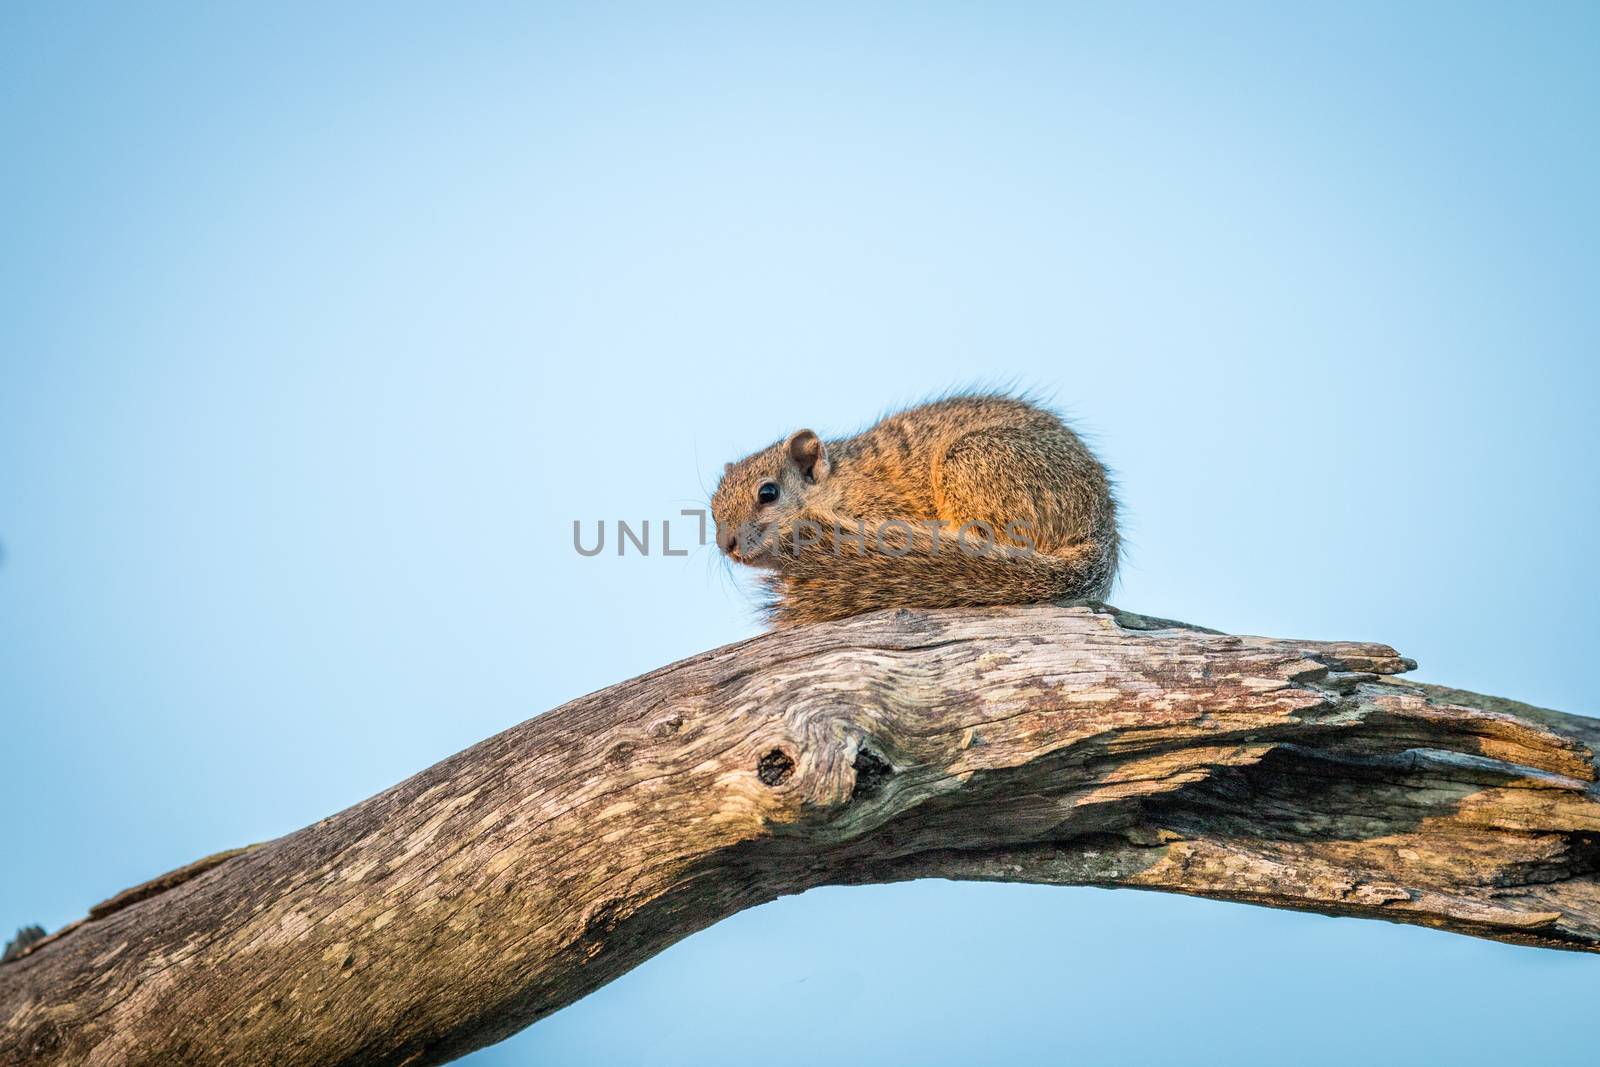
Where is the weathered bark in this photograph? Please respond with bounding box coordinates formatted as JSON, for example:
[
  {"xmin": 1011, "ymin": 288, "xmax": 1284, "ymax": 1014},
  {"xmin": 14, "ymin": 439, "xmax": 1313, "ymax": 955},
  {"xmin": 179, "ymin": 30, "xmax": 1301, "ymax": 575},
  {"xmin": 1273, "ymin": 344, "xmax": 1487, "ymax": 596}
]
[{"xmin": 3, "ymin": 603, "xmax": 1597, "ymax": 1066}]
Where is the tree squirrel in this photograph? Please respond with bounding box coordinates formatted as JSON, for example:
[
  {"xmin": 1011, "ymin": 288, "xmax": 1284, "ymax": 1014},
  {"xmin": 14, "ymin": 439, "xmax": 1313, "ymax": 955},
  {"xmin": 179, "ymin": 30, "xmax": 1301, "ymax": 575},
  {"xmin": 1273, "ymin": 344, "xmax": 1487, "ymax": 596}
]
[{"xmin": 711, "ymin": 392, "xmax": 1119, "ymax": 625}]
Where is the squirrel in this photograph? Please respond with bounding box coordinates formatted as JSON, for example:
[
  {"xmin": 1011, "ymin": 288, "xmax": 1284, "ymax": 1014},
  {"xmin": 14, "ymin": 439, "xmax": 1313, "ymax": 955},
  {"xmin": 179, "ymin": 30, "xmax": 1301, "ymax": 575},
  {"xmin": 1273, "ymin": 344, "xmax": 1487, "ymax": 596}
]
[{"xmin": 711, "ymin": 392, "xmax": 1119, "ymax": 625}]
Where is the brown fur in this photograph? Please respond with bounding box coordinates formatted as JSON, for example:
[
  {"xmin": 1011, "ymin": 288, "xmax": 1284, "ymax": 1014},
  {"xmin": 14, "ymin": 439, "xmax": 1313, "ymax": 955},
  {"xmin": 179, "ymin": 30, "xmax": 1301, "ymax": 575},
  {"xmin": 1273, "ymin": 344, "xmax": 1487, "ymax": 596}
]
[{"xmin": 711, "ymin": 393, "xmax": 1119, "ymax": 625}]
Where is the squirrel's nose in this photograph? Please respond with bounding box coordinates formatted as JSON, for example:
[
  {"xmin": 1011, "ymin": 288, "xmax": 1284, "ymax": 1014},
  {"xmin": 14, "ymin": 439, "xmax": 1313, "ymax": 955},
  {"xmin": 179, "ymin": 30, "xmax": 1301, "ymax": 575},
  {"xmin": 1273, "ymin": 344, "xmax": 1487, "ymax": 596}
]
[{"xmin": 718, "ymin": 528, "xmax": 737, "ymax": 555}]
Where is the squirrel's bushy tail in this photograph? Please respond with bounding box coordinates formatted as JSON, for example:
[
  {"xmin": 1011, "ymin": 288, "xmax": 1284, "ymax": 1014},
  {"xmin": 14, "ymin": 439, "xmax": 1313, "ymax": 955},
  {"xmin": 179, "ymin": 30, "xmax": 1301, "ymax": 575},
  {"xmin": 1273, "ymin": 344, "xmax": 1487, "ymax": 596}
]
[{"xmin": 761, "ymin": 519, "xmax": 1116, "ymax": 626}]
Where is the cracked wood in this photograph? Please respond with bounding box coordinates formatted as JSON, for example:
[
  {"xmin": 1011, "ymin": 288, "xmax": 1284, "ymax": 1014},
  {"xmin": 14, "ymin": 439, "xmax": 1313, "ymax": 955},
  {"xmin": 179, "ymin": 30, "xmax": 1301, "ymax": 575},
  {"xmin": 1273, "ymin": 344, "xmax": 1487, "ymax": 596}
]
[{"xmin": 2, "ymin": 604, "xmax": 1597, "ymax": 1067}]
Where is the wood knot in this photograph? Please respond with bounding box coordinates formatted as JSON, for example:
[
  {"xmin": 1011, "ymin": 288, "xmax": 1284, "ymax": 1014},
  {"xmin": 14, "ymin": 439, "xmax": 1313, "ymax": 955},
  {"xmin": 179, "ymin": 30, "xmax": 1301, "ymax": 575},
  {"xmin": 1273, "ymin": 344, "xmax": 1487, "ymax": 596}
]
[
  {"xmin": 851, "ymin": 748, "xmax": 894, "ymax": 800},
  {"xmin": 25, "ymin": 1021, "xmax": 63, "ymax": 1055},
  {"xmin": 756, "ymin": 748, "xmax": 796, "ymax": 787}
]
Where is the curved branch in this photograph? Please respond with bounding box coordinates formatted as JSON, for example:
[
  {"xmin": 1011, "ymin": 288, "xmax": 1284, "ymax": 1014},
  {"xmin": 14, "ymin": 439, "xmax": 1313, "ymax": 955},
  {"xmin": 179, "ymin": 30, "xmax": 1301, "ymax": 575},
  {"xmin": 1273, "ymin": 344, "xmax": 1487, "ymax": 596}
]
[{"xmin": 3, "ymin": 604, "xmax": 1597, "ymax": 1066}]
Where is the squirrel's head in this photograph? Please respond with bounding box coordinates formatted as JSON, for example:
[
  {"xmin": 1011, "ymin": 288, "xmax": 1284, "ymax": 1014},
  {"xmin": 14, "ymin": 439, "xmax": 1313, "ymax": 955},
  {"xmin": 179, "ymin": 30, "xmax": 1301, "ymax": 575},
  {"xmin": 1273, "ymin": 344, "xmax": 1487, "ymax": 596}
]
[{"xmin": 711, "ymin": 429, "xmax": 830, "ymax": 569}]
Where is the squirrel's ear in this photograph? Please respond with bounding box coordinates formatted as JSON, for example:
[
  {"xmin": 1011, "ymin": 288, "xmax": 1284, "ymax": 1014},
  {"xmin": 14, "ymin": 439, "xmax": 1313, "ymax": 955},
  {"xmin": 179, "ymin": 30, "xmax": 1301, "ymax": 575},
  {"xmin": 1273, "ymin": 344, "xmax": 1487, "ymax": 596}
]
[{"xmin": 785, "ymin": 429, "xmax": 830, "ymax": 483}]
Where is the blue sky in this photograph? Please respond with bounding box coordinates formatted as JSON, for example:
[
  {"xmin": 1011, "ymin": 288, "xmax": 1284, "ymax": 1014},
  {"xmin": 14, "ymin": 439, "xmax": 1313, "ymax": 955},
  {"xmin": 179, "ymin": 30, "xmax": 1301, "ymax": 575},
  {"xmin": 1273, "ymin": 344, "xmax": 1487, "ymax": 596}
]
[{"xmin": 3, "ymin": 3, "xmax": 1597, "ymax": 1063}]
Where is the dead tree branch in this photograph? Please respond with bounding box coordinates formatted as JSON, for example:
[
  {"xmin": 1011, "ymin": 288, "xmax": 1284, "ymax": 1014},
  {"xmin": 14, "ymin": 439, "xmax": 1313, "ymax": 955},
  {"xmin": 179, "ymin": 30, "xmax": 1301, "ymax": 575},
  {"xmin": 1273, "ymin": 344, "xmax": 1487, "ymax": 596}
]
[{"xmin": 3, "ymin": 604, "xmax": 1597, "ymax": 1066}]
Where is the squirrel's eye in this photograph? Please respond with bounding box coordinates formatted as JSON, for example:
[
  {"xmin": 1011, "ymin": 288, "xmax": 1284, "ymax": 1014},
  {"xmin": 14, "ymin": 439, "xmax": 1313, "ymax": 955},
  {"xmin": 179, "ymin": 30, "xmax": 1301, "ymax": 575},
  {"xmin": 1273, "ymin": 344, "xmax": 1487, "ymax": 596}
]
[{"xmin": 757, "ymin": 481, "xmax": 780, "ymax": 505}]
